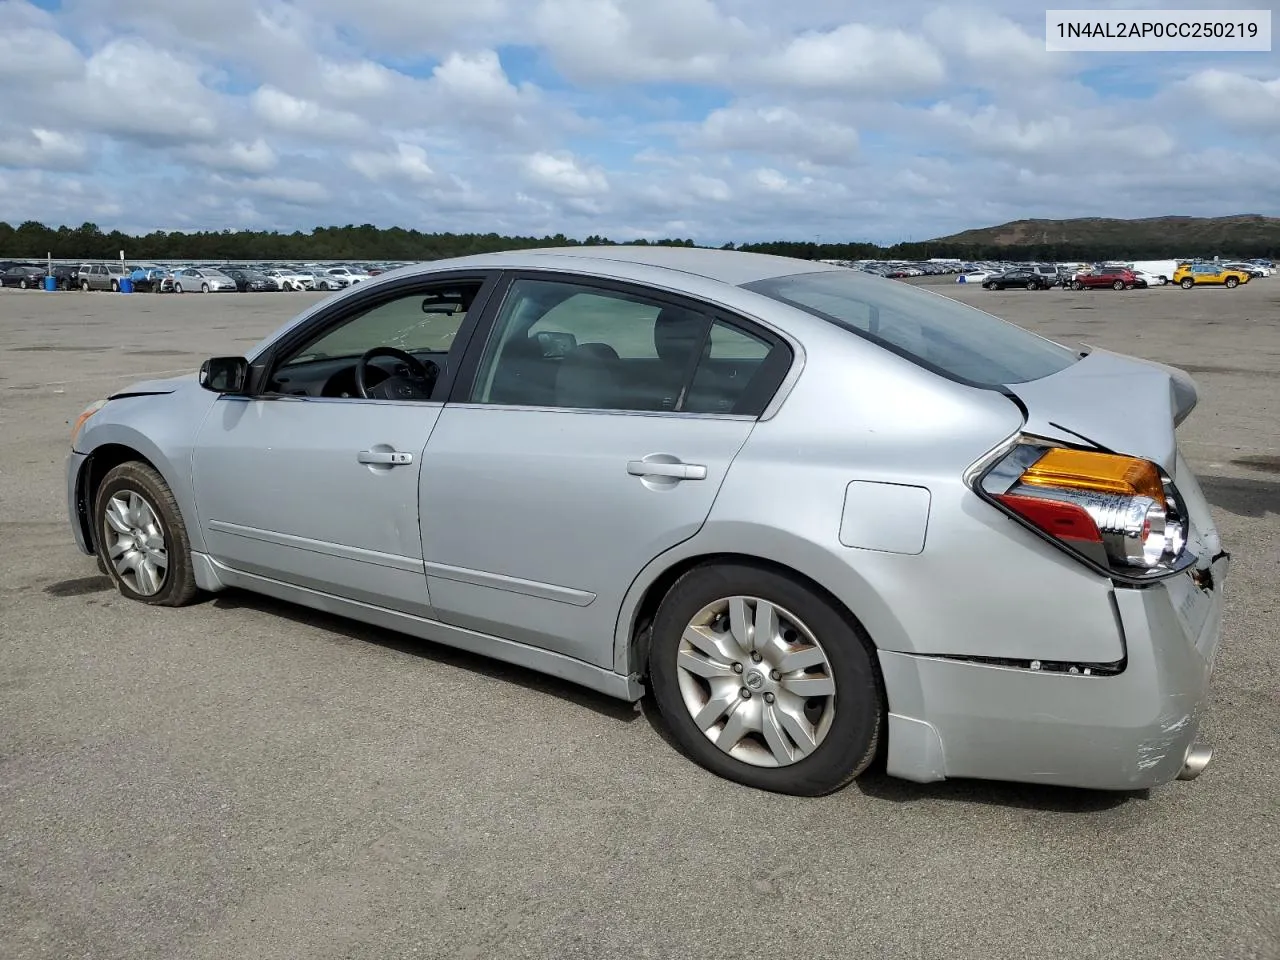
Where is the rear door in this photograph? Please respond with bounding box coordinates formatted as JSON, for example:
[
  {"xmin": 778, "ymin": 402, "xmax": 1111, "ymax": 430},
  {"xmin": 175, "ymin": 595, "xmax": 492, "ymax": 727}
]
[{"xmin": 419, "ymin": 272, "xmax": 794, "ymax": 668}]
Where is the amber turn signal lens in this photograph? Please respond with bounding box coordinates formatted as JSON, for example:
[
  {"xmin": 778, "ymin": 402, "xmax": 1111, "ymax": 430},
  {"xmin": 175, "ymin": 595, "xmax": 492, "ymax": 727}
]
[{"xmin": 1018, "ymin": 448, "xmax": 1166, "ymax": 506}]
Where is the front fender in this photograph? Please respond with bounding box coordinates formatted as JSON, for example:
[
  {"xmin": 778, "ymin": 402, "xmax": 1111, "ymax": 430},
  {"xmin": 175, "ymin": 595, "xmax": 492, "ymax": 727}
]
[{"xmin": 75, "ymin": 390, "xmax": 218, "ymax": 554}]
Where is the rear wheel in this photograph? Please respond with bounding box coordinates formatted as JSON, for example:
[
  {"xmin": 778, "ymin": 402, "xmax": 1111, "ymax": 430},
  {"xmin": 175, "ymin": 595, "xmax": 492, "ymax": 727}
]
[
  {"xmin": 1225, "ymin": 276, "xmax": 1239, "ymax": 288},
  {"xmin": 93, "ymin": 462, "xmax": 198, "ymax": 607},
  {"xmin": 174, "ymin": 283, "xmax": 183, "ymax": 294},
  {"xmin": 647, "ymin": 562, "xmax": 883, "ymax": 796},
  {"xmin": 1180, "ymin": 277, "xmax": 1194, "ymax": 289}
]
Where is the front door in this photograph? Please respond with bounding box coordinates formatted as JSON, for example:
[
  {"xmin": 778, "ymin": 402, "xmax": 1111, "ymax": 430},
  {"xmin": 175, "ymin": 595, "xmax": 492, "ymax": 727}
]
[
  {"xmin": 420, "ymin": 273, "xmax": 793, "ymax": 668},
  {"xmin": 191, "ymin": 276, "xmax": 493, "ymax": 616}
]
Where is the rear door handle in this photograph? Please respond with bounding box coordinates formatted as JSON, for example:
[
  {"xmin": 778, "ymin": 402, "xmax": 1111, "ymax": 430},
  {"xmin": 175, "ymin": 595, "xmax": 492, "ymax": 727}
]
[
  {"xmin": 358, "ymin": 449, "xmax": 414, "ymax": 465},
  {"xmin": 627, "ymin": 460, "xmax": 707, "ymax": 480}
]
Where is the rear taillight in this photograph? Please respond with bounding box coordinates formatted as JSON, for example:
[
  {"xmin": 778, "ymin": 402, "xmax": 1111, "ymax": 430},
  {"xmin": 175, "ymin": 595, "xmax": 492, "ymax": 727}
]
[{"xmin": 974, "ymin": 439, "xmax": 1192, "ymax": 582}]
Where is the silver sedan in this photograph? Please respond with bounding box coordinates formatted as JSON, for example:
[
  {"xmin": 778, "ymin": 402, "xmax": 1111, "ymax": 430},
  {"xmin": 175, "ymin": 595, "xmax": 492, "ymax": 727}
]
[
  {"xmin": 172, "ymin": 267, "xmax": 237, "ymax": 293},
  {"xmin": 65, "ymin": 247, "xmax": 1229, "ymax": 796}
]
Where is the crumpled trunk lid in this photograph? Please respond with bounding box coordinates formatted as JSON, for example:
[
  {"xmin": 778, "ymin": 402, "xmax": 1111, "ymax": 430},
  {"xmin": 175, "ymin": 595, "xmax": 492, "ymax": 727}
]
[{"xmin": 1004, "ymin": 348, "xmax": 1197, "ymax": 474}]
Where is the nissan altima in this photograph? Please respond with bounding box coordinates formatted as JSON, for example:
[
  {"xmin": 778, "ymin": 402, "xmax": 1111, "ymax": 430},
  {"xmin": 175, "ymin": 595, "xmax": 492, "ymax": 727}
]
[{"xmin": 66, "ymin": 246, "xmax": 1229, "ymax": 796}]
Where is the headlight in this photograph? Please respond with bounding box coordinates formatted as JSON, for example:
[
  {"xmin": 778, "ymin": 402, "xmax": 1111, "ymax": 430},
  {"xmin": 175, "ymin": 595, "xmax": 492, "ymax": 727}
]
[{"xmin": 70, "ymin": 399, "xmax": 108, "ymax": 446}]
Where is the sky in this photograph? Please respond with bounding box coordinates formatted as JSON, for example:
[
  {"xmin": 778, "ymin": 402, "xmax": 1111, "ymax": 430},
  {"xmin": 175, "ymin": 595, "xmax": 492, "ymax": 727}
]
[{"xmin": 0, "ymin": 0, "xmax": 1276, "ymax": 245}]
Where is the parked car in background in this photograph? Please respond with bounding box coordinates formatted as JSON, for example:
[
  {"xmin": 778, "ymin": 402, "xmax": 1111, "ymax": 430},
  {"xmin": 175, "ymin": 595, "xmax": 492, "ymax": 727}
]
[
  {"xmin": 172, "ymin": 267, "xmax": 238, "ymax": 293},
  {"xmin": 1129, "ymin": 260, "xmax": 1180, "ymax": 285},
  {"xmin": 314, "ymin": 269, "xmax": 351, "ymax": 291},
  {"xmin": 1222, "ymin": 262, "xmax": 1267, "ymax": 279},
  {"xmin": 222, "ymin": 267, "xmax": 278, "ymax": 292},
  {"xmin": 1071, "ymin": 266, "xmax": 1144, "ymax": 290},
  {"xmin": 77, "ymin": 262, "xmax": 132, "ymax": 291},
  {"xmin": 982, "ymin": 269, "xmax": 1052, "ymax": 290},
  {"xmin": 65, "ymin": 246, "xmax": 1228, "ymax": 798},
  {"xmin": 1, "ymin": 264, "xmax": 49, "ymax": 288},
  {"xmin": 1172, "ymin": 263, "xmax": 1250, "ymax": 289},
  {"xmin": 49, "ymin": 264, "xmax": 79, "ymax": 290}
]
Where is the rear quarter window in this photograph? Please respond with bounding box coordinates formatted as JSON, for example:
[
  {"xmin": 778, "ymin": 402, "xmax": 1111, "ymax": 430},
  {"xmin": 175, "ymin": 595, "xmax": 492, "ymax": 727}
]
[{"xmin": 743, "ymin": 270, "xmax": 1079, "ymax": 387}]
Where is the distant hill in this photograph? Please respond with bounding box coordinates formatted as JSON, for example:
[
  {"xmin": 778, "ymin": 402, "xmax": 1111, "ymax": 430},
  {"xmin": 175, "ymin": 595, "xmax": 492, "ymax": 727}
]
[{"xmin": 929, "ymin": 215, "xmax": 1280, "ymax": 255}]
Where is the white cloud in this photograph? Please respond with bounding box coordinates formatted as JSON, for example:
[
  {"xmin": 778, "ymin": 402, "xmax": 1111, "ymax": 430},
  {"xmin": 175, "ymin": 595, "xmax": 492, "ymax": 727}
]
[
  {"xmin": 251, "ymin": 86, "xmax": 369, "ymax": 140},
  {"xmin": 182, "ymin": 139, "xmax": 279, "ymax": 175},
  {"xmin": 760, "ymin": 23, "xmax": 946, "ymax": 93},
  {"xmin": 533, "ymin": 0, "xmax": 751, "ymax": 83},
  {"xmin": 348, "ymin": 143, "xmax": 436, "ymax": 184},
  {"xmin": 1179, "ymin": 70, "xmax": 1280, "ymax": 130},
  {"xmin": 0, "ymin": 128, "xmax": 89, "ymax": 171},
  {"xmin": 524, "ymin": 151, "xmax": 609, "ymax": 195},
  {"xmin": 697, "ymin": 105, "xmax": 859, "ymax": 164}
]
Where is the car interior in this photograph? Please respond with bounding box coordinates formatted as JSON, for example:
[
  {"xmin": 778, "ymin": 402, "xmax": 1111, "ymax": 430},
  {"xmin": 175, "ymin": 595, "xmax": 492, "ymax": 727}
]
[{"xmin": 264, "ymin": 284, "xmax": 479, "ymax": 401}]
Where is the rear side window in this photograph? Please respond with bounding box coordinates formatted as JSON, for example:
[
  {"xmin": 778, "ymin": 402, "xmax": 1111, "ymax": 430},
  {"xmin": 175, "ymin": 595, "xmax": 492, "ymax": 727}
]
[{"xmin": 744, "ymin": 270, "xmax": 1078, "ymax": 387}]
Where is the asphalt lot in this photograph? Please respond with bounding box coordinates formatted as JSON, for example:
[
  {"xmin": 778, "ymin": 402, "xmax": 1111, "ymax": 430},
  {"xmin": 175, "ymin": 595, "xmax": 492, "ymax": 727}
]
[{"xmin": 2, "ymin": 279, "xmax": 1278, "ymax": 960}]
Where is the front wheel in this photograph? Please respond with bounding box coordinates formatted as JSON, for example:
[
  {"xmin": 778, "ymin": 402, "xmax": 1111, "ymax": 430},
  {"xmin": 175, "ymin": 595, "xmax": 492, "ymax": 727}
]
[
  {"xmin": 93, "ymin": 461, "xmax": 199, "ymax": 606},
  {"xmin": 201, "ymin": 283, "xmax": 210, "ymax": 293},
  {"xmin": 1180, "ymin": 277, "xmax": 1194, "ymax": 289},
  {"xmin": 1112, "ymin": 279, "xmax": 1125, "ymax": 290},
  {"xmin": 1026, "ymin": 280, "xmax": 1037, "ymax": 290},
  {"xmin": 647, "ymin": 563, "xmax": 883, "ymax": 796},
  {"xmin": 1071, "ymin": 280, "xmax": 1084, "ymax": 290},
  {"xmin": 1225, "ymin": 277, "xmax": 1239, "ymax": 288},
  {"xmin": 81, "ymin": 280, "xmax": 90, "ymax": 291}
]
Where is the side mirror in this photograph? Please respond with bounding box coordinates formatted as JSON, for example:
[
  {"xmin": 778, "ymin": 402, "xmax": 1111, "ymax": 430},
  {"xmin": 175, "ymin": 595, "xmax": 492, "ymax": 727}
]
[{"xmin": 199, "ymin": 356, "xmax": 250, "ymax": 394}]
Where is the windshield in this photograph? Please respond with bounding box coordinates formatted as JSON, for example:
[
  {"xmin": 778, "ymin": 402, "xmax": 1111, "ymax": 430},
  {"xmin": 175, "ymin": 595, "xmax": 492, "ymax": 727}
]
[{"xmin": 744, "ymin": 269, "xmax": 1079, "ymax": 387}]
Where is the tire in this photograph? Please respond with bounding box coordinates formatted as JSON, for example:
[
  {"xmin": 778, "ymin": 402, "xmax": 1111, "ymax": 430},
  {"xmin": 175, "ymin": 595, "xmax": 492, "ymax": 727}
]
[
  {"xmin": 111, "ymin": 280, "xmax": 119, "ymax": 292},
  {"xmin": 1112, "ymin": 279, "xmax": 1124, "ymax": 290},
  {"xmin": 1026, "ymin": 280, "xmax": 1037, "ymax": 290},
  {"xmin": 647, "ymin": 562, "xmax": 883, "ymax": 797},
  {"xmin": 175, "ymin": 283, "xmax": 183, "ymax": 294},
  {"xmin": 1180, "ymin": 277, "xmax": 1194, "ymax": 289},
  {"xmin": 94, "ymin": 462, "xmax": 198, "ymax": 607},
  {"xmin": 81, "ymin": 280, "xmax": 90, "ymax": 291},
  {"xmin": 19, "ymin": 279, "xmax": 28, "ymax": 289},
  {"xmin": 201, "ymin": 283, "xmax": 210, "ymax": 293},
  {"xmin": 1071, "ymin": 280, "xmax": 1084, "ymax": 290},
  {"xmin": 1225, "ymin": 277, "xmax": 1239, "ymax": 288},
  {"xmin": 982, "ymin": 282, "xmax": 994, "ymax": 289}
]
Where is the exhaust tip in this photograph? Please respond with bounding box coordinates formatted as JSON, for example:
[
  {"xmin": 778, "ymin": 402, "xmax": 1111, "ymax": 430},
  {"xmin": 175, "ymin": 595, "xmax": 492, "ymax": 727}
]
[{"xmin": 1177, "ymin": 742, "xmax": 1213, "ymax": 781}]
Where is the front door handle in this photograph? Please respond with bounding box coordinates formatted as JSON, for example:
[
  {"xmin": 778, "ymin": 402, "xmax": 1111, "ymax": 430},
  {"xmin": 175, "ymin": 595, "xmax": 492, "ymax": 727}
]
[
  {"xmin": 627, "ymin": 459, "xmax": 707, "ymax": 480},
  {"xmin": 358, "ymin": 449, "xmax": 414, "ymax": 465}
]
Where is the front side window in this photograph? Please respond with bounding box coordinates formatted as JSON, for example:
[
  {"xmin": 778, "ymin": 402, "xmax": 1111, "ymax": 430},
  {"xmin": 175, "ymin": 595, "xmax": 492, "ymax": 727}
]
[
  {"xmin": 267, "ymin": 282, "xmax": 481, "ymax": 400},
  {"xmin": 470, "ymin": 277, "xmax": 785, "ymax": 414},
  {"xmin": 744, "ymin": 269, "xmax": 1078, "ymax": 387}
]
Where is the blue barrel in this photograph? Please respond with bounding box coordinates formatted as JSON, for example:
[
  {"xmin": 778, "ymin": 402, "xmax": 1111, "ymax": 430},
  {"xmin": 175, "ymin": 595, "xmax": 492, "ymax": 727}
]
[
  {"xmin": 119, "ymin": 276, "xmax": 134, "ymax": 294},
  {"xmin": 44, "ymin": 275, "xmax": 57, "ymax": 291}
]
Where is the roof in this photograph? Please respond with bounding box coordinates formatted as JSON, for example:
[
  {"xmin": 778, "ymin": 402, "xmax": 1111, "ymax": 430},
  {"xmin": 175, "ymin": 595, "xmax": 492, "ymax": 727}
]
[{"xmin": 418, "ymin": 245, "xmax": 839, "ymax": 287}]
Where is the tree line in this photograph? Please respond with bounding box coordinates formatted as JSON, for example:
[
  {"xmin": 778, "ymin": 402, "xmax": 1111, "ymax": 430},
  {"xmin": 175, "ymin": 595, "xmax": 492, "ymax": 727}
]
[{"xmin": 0, "ymin": 220, "xmax": 1275, "ymax": 264}]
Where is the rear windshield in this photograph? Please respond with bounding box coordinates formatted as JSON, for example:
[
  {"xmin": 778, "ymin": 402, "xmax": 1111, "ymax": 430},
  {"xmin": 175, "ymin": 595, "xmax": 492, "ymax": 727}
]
[{"xmin": 743, "ymin": 270, "xmax": 1079, "ymax": 387}]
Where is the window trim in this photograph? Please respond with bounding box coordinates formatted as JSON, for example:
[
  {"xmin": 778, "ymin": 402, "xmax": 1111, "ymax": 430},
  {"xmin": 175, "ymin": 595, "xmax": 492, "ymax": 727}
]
[
  {"xmin": 243, "ymin": 269, "xmax": 503, "ymax": 400},
  {"xmin": 447, "ymin": 269, "xmax": 794, "ymax": 419}
]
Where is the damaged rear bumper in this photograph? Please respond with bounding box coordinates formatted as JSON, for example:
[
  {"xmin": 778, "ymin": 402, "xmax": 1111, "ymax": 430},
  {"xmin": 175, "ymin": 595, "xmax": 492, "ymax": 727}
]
[{"xmin": 878, "ymin": 552, "xmax": 1229, "ymax": 791}]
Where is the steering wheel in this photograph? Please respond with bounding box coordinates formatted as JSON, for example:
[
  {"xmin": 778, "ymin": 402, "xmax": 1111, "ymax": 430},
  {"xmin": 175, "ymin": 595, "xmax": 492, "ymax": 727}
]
[{"xmin": 354, "ymin": 346, "xmax": 438, "ymax": 401}]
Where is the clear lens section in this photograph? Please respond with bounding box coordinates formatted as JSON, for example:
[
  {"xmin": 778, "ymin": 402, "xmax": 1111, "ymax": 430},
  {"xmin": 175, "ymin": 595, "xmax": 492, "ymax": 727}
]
[{"xmin": 980, "ymin": 440, "xmax": 1193, "ymax": 578}]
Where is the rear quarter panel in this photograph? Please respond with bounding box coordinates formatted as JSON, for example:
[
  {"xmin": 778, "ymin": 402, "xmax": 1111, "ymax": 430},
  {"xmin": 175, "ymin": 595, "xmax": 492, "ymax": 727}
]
[{"xmin": 616, "ymin": 315, "xmax": 1127, "ymax": 669}]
